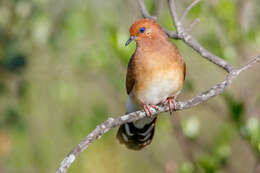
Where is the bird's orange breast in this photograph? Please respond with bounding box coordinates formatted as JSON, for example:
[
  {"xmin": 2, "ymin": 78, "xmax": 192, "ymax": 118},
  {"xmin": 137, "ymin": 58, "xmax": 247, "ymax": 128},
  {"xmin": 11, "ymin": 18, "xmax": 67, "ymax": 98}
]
[{"xmin": 131, "ymin": 46, "xmax": 185, "ymax": 105}]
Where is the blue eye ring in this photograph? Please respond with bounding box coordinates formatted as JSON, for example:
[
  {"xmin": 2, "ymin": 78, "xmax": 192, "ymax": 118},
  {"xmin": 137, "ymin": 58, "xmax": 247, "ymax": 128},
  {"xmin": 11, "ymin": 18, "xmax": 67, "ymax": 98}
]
[{"xmin": 139, "ymin": 27, "xmax": 145, "ymax": 33}]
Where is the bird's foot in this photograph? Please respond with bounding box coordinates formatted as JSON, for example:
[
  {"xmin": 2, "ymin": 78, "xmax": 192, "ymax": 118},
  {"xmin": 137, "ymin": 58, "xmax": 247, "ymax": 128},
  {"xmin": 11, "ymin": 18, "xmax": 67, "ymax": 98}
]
[
  {"xmin": 143, "ymin": 104, "xmax": 159, "ymax": 118},
  {"xmin": 163, "ymin": 96, "xmax": 176, "ymax": 116}
]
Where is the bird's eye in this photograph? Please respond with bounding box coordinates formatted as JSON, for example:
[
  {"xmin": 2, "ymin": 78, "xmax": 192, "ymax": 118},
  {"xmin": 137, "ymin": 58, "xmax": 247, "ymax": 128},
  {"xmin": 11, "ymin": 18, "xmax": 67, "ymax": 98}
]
[{"xmin": 139, "ymin": 27, "xmax": 145, "ymax": 33}]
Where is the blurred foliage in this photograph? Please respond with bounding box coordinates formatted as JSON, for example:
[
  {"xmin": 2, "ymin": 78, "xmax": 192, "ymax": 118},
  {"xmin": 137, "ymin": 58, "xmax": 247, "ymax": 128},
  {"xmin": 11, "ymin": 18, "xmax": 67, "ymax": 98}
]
[
  {"xmin": 223, "ymin": 93, "xmax": 244, "ymax": 124},
  {"xmin": 179, "ymin": 162, "xmax": 195, "ymax": 173},
  {"xmin": 182, "ymin": 116, "xmax": 200, "ymax": 139},
  {"xmin": 0, "ymin": 0, "xmax": 259, "ymax": 173}
]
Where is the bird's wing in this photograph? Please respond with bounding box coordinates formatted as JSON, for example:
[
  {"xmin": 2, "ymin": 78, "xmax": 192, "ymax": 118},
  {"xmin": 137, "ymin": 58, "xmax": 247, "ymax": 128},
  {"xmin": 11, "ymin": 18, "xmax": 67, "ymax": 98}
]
[{"xmin": 126, "ymin": 56, "xmax": 135, "ymax": 94}]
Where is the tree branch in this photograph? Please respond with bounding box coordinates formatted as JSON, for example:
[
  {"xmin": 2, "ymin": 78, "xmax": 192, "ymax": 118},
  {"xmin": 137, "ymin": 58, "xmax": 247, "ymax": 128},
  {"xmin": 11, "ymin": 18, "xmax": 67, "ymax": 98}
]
[
  {"xmin": 138, "ymin": 0, "xmax": 157, "ymax": 20},
  {"xmin": 138, "ymin": 0, "xmax": 234, "ymax": 72},
  {"xmin": 186, "ymin": 18, "xmax": 200, "ymax": 33},
  {"xmin": 138, "ymin": 0, "xmax": 179, "ymax": 39},
  {"xmin": 56, "ymin": 1, "xmax": 260, "ymax": 172},
  {"xmin": 167, "ymin": 0, "xmax": 235, "ymax": 73},
  {"xmin": 56, "ymin": 55, "xmax": 260, "ymax": 173},
  {"xmin": 180, "ymin": 0, "xmax": 201, "ymax": 22}
]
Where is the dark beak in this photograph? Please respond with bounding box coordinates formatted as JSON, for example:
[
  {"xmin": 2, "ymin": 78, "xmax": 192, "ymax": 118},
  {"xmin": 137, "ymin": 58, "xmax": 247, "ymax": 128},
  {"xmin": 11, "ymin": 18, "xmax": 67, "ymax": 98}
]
[{"xmin": 125, "ymin": 36, "xmax": 136, "ymax": 46}]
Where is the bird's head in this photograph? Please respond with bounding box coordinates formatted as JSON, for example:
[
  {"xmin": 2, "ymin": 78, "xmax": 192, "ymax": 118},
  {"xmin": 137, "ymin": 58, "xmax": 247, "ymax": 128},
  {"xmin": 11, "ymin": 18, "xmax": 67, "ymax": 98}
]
[{"xmin": 125, "ymin": 18, "xmax": 165, "ymax": 46}]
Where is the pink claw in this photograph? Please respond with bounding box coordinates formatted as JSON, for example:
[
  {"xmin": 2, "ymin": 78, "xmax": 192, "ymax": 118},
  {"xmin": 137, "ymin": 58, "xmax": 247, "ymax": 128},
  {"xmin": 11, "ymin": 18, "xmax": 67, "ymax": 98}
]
[
  {"xmin": 164, "ymin": 96, "xmax": 176, "ymax": 115},
  {"xmin": 143, "ymin": 104, "xmax": 159, "ymax": 118}
]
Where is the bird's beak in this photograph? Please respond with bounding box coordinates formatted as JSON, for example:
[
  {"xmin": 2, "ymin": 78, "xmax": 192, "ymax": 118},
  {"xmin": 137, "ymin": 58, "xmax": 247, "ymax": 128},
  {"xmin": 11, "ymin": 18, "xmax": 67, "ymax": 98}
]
[{"xmin": 125, "ymin": 36, "xmax": 137, "ymax": 46}]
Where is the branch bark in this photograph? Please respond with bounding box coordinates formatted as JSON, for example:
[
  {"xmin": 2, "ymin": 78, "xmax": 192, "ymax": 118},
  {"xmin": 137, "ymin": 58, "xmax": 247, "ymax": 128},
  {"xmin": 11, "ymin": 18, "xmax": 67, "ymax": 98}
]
[
  {"xmin": 56, "ymin": 54, "xmax": 260, "ymax": 173},
  {"xmin": 56, "ymin": 1, "xmax": 260, "ymax": 172}
]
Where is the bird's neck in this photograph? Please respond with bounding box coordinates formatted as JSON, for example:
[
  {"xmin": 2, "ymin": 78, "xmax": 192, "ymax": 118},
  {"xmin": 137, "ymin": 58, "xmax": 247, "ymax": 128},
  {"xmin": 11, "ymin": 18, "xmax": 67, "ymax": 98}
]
[{"xmin": 136, "ymin": 35, "xmax": 170, "ymax": 52}]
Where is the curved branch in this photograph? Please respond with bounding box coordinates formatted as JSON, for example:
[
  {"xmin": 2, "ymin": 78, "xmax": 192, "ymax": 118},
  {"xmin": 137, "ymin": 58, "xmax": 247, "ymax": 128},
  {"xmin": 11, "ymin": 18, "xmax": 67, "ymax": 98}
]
[
  {"xmin": 138, "ymin": 0, "xmax": 157, "ymax": 20},
  {"xmin": 167, "ymin": 0, "xmax": 234, "ymax": 72},
  {"xmin": 56, "ymin": 55, "xmax": 260, "ymax": 173},
  {"xmin": 56, "ymin": 0, "xmax": 260, "ymax": 172},
  {"xmin": 139, "ymin": 0, "xmax": 234, "ymax": 72},
  {"xmin": 180, "ymin": 0, "xmax": 201, "ymax": 22},
  {"xmin": 138, "ymin": 0, "xmax": 179, "ymax": 39}
]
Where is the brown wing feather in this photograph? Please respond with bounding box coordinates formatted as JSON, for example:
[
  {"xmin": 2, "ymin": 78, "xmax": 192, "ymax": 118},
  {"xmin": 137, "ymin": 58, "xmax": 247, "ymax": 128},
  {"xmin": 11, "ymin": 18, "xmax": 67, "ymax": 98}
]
[{"xmin": 126, "ymin": 56, "xmax": 135, "ymax": 94}]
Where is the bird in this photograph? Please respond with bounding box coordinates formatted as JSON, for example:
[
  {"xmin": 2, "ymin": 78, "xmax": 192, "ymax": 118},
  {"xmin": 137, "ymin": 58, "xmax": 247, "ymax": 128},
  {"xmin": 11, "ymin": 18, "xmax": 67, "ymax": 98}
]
[{"xmin": 116, "ymin": 18, "xmax": 186, "ymax": 150}]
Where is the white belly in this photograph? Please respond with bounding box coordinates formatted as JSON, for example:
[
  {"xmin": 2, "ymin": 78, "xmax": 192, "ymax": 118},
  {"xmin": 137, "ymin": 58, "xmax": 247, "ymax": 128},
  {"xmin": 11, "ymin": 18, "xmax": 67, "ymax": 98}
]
[{"xmin": 134, "ymin": 71, "xmax": 182, "ymax": 105}]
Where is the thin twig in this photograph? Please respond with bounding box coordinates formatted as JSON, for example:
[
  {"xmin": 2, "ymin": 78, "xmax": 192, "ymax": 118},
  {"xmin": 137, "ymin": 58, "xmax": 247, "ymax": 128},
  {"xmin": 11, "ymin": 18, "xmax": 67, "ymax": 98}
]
[
  {"xmin": 180, "ymin": 0, "xmax": 201, "ymax": 22},
  {"xmin": 237, "ymin": 54, "xmax": 260, "ymax": 74},
  {"xmin": 138, "ymin": 0, "xmax": 157, "ymax": 20},
  {"xmin": 186, "ymin": 18, "xmax": 200, "ymax": 32}
]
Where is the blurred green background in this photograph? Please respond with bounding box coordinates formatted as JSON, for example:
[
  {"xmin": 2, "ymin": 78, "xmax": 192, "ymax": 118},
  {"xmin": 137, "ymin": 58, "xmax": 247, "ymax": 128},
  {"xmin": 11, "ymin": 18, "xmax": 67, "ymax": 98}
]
[{"xmin": 0, "ymin": 0, "xmax": 259, "ymax": 173}]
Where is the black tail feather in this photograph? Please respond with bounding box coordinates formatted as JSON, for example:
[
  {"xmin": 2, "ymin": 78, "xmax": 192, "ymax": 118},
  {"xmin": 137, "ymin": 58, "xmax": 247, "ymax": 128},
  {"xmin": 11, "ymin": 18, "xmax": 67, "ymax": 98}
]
[{"xmin": 116, "ymin": 117, "xmax": 157, "ymax": 150}]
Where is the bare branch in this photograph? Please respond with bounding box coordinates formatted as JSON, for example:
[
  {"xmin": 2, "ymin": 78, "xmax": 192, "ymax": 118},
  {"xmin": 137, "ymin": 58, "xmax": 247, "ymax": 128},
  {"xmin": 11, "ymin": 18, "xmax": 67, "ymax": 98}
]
[
  {"xmin": 168, "ymin": 0, "xmax": 235, "ymax": 72},
  {"xmin": 139, "ymin": 0, "xmax": 234, "ymax": 72},
  {"xmin": 237, "ymin": 54, "xmax": 260, "ymax": 74},
  {"xmin": 186, "ymin": 18, "xmax": 200, "ymax": 33},
  {"xmin": 138, "ymin": 0, "xmax": 179, "ymax": 39},
  {"xmin": 180, "ymin": 0, "xmax": 201, "ymax": 22},
  {"xmin": 138, "ymin": 0, "xmax": 157, "ymax": 20},
  {"xmin": 163, "ymin": 28, "xmax": 179, "ymax": 39},
  {"xmin": 168, "ymin": 0, "xmax": 181, "ymax": 32},
  {"xmin": 56, "ymin": 55, "xmax": 260, "ymax": 173}
]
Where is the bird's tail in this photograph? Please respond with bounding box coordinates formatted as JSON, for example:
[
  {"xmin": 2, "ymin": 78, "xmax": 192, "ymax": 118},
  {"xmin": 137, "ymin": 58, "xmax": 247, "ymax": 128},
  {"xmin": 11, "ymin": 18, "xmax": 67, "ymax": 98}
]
[{"xmin": 116, "ymin": 116, "xmax": 157, "ymax": 150}]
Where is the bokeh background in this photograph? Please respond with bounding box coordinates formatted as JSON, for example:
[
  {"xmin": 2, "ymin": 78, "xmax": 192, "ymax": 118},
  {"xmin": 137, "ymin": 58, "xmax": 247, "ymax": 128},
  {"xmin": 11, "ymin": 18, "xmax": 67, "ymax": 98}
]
[{"xmin": 0, "ymin": 0, "xmax": 259, "ymax": 173}]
